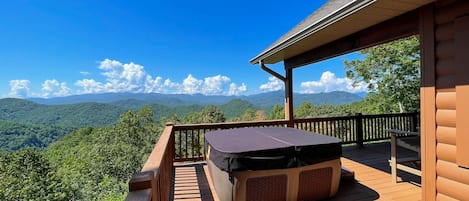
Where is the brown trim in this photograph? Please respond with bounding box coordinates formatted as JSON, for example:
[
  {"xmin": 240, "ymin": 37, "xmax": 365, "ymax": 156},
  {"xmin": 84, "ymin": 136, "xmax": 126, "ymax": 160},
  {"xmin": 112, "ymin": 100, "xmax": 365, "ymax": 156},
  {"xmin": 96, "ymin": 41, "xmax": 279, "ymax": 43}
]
[
  {"xmin": 285, "ymin": 67, "xmax": 294, "ymax": 127},
  {"xmin": 284, "ymin": 9, "xmax": 420, "ymax": 69},
  {"xmin": 419, "ymin": 4, "xmax": 437, "ymax": 201},
  {"xmin": 455, "ymin": 15, "xmax": 469, "ymax": 168}
]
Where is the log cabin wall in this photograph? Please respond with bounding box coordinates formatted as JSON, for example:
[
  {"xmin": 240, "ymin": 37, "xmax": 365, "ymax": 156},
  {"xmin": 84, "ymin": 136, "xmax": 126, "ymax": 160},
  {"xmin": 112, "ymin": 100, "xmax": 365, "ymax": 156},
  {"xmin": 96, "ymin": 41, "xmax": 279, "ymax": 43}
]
[{"xmin": 425, "ymin": 0, "xmax": 469, "ymax": 200}]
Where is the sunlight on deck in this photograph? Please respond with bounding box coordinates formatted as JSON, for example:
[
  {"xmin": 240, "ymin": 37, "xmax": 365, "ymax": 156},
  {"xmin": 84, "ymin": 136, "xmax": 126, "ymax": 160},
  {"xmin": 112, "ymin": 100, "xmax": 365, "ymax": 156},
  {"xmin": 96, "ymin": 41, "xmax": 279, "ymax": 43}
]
[
  {"xmin": 338, "ymin": 158, "xmax": 421, "ymax": 201},
  {"xmin": 173, "ymin": 167, "xmax": 201, "ymax": 201},
  {"xmin": 171, "ymin": 142, "xmax": 421, "ymax": 201}
]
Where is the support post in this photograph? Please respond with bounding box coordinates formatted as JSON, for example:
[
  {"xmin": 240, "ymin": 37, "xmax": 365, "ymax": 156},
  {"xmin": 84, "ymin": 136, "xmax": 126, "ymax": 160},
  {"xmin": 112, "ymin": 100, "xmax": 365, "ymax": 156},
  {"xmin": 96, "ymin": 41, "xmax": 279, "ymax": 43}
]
[
  {"xmin": 355, "ymin": 113, "xmax": 364, "ymax": 148},
  {"xmin": 285, "ymin": 67, "xmax": 294, "ymax": 127},
  {"xmin": 390, "ymin": 133, "xmax": 398, "ymax": 183},
  {"xmin": 419, "ymin": 4, "xmax": 436, "ymax": 200}
]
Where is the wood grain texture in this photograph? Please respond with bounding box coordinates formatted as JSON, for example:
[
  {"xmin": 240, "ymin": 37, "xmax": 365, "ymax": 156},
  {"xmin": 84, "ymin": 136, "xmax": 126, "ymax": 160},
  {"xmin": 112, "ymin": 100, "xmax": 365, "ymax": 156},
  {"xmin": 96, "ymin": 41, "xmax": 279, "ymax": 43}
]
[{"xmin": 172, "ymin": 143, "xmax": 422, "ymax": 201}]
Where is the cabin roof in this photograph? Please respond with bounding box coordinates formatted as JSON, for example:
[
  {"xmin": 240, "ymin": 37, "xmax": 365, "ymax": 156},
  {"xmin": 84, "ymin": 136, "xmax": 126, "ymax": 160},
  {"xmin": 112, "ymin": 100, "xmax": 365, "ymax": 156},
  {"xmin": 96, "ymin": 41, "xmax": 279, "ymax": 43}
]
[{"xmin": 249, "ymin": 0, "xmax": 434, "ymax": 66}]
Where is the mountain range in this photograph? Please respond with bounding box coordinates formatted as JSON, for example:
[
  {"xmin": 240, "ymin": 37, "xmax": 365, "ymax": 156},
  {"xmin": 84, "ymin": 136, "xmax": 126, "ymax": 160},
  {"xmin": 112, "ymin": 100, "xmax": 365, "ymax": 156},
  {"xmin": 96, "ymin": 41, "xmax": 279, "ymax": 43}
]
[
  {"xmin": 28, "ymin": 90, "xmax": 363, "ymax": 107},
  {"xmin": 2, "ymin": 90, "xmax": 364, "ymax": 129}
]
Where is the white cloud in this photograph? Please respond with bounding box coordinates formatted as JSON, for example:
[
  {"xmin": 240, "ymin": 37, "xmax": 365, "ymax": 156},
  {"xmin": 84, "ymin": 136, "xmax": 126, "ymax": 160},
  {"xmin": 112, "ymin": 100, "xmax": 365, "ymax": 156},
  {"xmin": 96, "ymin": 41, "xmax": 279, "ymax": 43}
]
[
  {"xmin": 9, "ymin": 80, "xmax": 31, "ymax": 98},
  {"xmin": 163, "ymin": 79, "xmax": 180, "ymax": 89},
  {"xmin": 300, "ymin": 71, "xmax": 368, "ymax": 94},
  {"xmin": 72, "ymin": 59, "xmax": 247, "ymax": 96},
  {"xmin": 202, "ymin": 75, "xmax": 231, "ymax": 95},
  {"xmin": 178, "ymin": 74, "xmax": 243, "ymax": 95},
  {"xmin": 98, "ymin": 59, "xmax": 146, "ymax": 93},
  {"xmin": 163, "ymin": 79, "xmax": 181, "ymax": 93},
  {"xmin": 260, "ymin": 76, "xmax": 284, "ymax": 92},
  {"xmin": 75, "ymin": 79, "xmax": 106, "ymax": 94},
  {"xmin": 41, "ymin": 79, "xmax": 71, "ymax": 97},
  {"xmin": 144, "ymin": 75, "xmax": 164, "ymax": 93},
  {"xmin": 75, "ymin": 59, "xmax": 152, "ymax": 94},
  {"xmin": 181, "ymin": 74, "xmax": 203, "ymax": 94},
  {"xmin": 229, "ymin": 83, "xmax": 247, "ymax": 96},
  {"xmin": 6, "ymin": 59, "xmax": 248, "ymax": 97}
]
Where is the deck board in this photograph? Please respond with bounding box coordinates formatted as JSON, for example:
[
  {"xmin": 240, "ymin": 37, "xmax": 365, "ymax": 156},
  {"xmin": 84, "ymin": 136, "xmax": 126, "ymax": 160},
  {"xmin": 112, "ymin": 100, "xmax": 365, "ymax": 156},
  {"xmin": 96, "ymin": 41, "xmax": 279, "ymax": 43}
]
[{"xmin": 171, "ymin": 142, "xmax": 421, "ymax": 201}]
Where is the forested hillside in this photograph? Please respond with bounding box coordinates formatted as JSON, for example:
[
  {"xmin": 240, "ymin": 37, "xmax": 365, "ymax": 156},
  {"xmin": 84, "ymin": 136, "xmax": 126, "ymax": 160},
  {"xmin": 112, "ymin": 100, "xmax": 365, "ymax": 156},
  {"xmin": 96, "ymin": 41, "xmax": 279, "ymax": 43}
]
[
  {"xmin": 0, "ymin": 121, "xmax": 74, "ymax": 150},
  {"xmin": 0, "ymin": 98, "xmax": 127, "ymax": 127},
  {"xmin": 0, "ymin": 107, "xmax": 160, "ymax": 200},
  {"xmin": 0, "ymin": 98, "xmax": 255, "ymax": 150}
]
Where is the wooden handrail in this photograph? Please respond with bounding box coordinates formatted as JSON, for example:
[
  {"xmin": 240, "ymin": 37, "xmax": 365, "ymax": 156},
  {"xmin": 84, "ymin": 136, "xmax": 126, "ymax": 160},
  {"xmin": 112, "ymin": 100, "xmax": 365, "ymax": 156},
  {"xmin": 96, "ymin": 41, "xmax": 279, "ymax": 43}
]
[
  {"xmin": 173, "ymin": 119, "xmax": 290, "ymax": 130},
  {"xmin": 126, "ymin": 123, "xmax": 175, "ymax": 201}
]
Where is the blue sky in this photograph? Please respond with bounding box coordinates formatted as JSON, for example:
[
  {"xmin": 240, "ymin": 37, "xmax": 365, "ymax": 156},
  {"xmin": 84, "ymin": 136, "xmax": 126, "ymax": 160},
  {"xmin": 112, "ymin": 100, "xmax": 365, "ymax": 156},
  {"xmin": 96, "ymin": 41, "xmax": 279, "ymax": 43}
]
[{"xmin": 0, "ymin": 0, "xmax": 367, "ymax": 98}]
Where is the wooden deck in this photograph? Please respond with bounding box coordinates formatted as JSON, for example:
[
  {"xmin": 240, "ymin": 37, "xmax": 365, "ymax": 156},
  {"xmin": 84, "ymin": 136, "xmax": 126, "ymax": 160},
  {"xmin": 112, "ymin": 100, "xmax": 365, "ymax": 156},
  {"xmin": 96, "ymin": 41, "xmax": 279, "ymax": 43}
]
[{"xmin": 171, "ymin": 142, "xmax": 421, "ymax": 201}]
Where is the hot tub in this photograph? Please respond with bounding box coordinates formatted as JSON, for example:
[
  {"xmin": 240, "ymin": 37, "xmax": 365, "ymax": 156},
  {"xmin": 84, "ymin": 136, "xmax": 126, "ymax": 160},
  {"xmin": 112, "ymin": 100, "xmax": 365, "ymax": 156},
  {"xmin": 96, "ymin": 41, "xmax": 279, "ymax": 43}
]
[{"xmin": 205, "ymin": 127, "xmax": 342, "ymax": 201}]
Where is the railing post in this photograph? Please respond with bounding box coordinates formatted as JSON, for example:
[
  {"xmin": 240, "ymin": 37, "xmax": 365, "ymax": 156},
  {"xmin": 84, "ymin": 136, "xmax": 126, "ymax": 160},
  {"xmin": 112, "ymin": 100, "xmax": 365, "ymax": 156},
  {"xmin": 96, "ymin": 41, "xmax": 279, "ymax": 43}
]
[
  {"xmin": 411, "ymin": 112, "xmax": 418, "ymax": 132},
  {"xmin": 355, "ymin": 113, "xmax": 364, "ymax": 148},
  {"xmin": 127, "ymin": 171, "xmax": 155, "ymax": 201},
  {"xmin": 285, "ymin": 67, "xmax": 294, "ymax": 128}
]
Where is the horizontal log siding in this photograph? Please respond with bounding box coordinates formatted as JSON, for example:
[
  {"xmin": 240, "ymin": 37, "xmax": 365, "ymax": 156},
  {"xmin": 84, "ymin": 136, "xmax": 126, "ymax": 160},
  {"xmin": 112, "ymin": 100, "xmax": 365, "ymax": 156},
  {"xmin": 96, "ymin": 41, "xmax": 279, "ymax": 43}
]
[{"xmin": 435, "ymin": 1, "xmax": 469, "ymax": 200}]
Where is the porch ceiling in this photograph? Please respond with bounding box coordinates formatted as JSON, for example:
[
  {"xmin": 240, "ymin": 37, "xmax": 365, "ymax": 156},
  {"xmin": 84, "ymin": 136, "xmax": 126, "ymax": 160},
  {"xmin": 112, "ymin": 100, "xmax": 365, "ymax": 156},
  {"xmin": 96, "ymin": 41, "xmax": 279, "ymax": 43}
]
[{"xmin": 250, "ymin": 0, "xmax": 434, "ymax": 66}]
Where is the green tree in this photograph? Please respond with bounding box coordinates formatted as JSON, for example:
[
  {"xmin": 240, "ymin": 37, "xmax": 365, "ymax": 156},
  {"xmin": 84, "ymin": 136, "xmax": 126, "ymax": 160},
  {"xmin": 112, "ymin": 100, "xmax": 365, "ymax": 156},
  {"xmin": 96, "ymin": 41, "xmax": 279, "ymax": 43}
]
[
  {"xmin": 269, "ymin": 104, "xmax": 285, "ymax": 120},
  {"xmin": 183, "ymin": 105, "xmax": 225, "ymax": 124},
  {"xmin": 240, "ymin": 108, "xmax": 256, "ymax": 121},
  {"xmin": 45, "ymin": 106, "xmax": 161, "ymax": 200},
  {"xmin": 314, "ymin": 104, "xmax": 342, "ymax": 117},
  {"xmin": 160, "ymin": 114, "xmax": 182, "ymax": 125},
  {"xmin": 344, "ymin": 36, "xmax": 420, "ymax": 113},
  {"xmin": 220, "ymin": 99, "xmax": 257, "ymax": 119},
  {"xmin": 295, "ymin": 102, "xmax": 315, "ymax": 118},
  {"xmin": 200, "ymin": 105, "xmax": 225, "ymax": 123},
  {"xmin": 348, "ymin": 92, "xmax": 398, "ymax": 114},
  {"xmin": 255, "ymin": 110, "xmax": 267, "ymax": 121},
  {"xmin": 0, "ymin": 149, "xmax": 72, "ymax": 200}
]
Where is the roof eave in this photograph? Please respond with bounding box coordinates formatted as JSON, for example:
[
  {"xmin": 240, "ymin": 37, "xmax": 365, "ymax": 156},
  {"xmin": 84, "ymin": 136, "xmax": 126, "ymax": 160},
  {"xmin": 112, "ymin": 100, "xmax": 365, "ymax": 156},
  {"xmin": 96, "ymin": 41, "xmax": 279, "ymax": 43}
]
[{"xmin": 249, "ymin": 0, "xmax": 376, "ymax": 65}]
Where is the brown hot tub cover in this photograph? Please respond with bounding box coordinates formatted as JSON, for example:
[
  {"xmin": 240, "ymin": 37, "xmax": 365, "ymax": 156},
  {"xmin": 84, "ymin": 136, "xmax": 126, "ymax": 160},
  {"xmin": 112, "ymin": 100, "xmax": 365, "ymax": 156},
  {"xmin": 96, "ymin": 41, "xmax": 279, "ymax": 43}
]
[{"xmin": 205, "ymin": 127, "xmax": 341, "ymax": 173}]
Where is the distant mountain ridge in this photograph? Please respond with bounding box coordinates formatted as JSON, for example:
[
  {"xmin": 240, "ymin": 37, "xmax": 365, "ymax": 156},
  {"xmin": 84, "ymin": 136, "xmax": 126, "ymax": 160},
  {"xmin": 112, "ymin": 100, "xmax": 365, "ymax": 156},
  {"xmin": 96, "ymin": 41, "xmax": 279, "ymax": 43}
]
[
  {"xmin": 28, "ymin": 91, "xmax": 363, "ymax": 107},
  {"xmin": 0, "ymin": 98, "xmax": 128, "ymax": 128},
  {"xmin": 245, "ymin": 91, "xmax": 363, "ymax": 107}
]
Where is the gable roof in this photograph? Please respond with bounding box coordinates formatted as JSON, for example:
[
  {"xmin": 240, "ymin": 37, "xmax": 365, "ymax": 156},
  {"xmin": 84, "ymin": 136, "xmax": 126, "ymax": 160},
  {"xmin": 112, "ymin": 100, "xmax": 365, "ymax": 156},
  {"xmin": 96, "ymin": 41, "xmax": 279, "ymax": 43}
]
[{"xmin": 250, "ymin": 0, "xmax": 434, "ymax": 66}]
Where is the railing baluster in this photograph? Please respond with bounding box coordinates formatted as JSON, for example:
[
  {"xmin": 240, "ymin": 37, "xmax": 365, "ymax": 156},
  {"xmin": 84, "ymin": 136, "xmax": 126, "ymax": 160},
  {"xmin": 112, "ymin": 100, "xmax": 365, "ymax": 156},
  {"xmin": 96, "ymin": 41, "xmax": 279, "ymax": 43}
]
[
  {"xmin": 192, "ymin": 130, "xmax": 195, "ymax": 159},
  {"xmin": 195, "ymin": 129, "xmax": 199, "ymax": 159},
  {"xmin": 178, "ymin": 131, "xmax": 182, "ymax": 160},
  {"xmin": 372, "ymin": 117, "xmax": 375, "ymax": 140},
  {"xmin": 339, "ymin": 119, "xmax": 343, "ymax": 141},
  {"xmin": 330, "ymin": 120, "xmax": 334, "ymax": 137},
  {"xmin": 184, "ymin": 130, "xmax": 188, "ymax": 161}
]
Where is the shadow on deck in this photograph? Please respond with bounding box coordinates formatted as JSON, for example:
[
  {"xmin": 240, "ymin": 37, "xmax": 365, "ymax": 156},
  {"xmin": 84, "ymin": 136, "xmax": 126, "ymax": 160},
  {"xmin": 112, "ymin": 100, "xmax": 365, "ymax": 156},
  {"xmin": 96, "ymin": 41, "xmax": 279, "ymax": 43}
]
[{"xmin": 171, "ymin": 142, "xmax": 421, "ymax": 201}]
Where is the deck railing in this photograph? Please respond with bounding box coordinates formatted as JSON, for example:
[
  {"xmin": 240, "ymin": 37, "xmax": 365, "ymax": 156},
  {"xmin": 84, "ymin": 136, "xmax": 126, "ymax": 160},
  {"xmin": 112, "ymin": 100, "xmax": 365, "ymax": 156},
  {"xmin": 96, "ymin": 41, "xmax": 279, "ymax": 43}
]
[
  {"xmin": 125, "ymin": 112, "xmax": 419, "ymax": 201},
  {"xmin": 174, "ymin": 112, "xmax": 419, "ymax": 161},
  {"xmin": 126, "ymin": 123, "xmax": 175, "ymax": 201}
]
